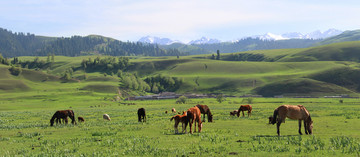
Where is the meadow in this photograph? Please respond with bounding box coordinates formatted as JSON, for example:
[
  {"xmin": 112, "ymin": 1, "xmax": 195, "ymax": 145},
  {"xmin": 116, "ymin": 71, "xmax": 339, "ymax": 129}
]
[{"xmin": 0, "ymin": 92, "xmax": 360, "ymax": 156}]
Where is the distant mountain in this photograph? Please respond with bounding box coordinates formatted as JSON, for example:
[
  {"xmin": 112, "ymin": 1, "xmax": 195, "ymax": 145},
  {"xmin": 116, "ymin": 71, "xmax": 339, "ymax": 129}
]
[
  {"xmin": 316, "ymin": 29, "xmax": 360, "ymax": 45},
  {"xmin": 188, "ymin": 37, "xmax": 221, "ymax": 45},
  {"xmin": 249, "ymin": 29, "xmax": 343, "ymax": 40},
  {"xmin": 138, "ymin": 36, "xmax": 181, "ymax": 45}
]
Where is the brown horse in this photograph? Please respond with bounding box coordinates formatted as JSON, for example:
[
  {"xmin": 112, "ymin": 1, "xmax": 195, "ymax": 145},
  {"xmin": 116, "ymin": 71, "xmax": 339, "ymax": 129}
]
[
  {"xmin": 196, "ymin": 104, "xmax": 213, "ymax": 122},
  {"xmin": 270, "ymin": 105, "xmax": 313, "ymax": 136},
  {"xmin": 170, "ymin": 112, "xmax": 188, "ymax": 134},
  {"xmin": 50, "ymin": 110, "xmax": 76, "ymax": 126},
  {"xmin": 137, "ymin": 108, "xmax": 146, "ymax": 122},
  {"xmin": 237, "ymin": 105, "xmax": 252, "ymax": 117},
  {"xmin": 78, "ymin": 117, "xmax": 85, "ymax": 122},
  {"xmin": 186, "ymin": 107, "xmax": 202, "ymax": 134}
]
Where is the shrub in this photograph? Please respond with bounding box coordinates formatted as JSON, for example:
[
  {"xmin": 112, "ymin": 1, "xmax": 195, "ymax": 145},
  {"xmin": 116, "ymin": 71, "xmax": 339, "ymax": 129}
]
[
  {"xmin": 241, "ymin": 97, "xmax": 254, "ymax": 104},
  {"xmin": 216, "ymin": 94, "xmax": 225, "ymax": 103},
  {"xmin": 176, "ymin": 96, "xmax": 187, "ymax": 104},
  {"xmin": 9, "ymin": 66, "xmax": 22, "ymax": 76}
]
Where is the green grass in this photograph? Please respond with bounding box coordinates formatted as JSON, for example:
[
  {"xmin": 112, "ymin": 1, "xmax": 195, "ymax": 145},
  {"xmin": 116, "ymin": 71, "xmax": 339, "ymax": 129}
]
[{"xmin": 0, "ymin": 94, "xmax": 360, "ymax": 156}]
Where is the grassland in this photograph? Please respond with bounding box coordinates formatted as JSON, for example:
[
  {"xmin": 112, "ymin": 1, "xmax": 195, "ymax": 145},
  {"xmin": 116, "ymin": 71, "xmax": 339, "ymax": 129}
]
[
  {"xmin": 0, "ymin": 92, "xmax": 360, "ymax": 156},
  {"xmin": 2, "ymin": 42, "xmax": 360, "ymax": 156}
]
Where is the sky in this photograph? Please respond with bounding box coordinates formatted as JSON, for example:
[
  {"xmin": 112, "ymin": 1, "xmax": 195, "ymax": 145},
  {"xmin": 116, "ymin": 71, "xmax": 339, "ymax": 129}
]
[{"xmin": 1, "ymin": 0, "xmax": 360, "ymax": 42}]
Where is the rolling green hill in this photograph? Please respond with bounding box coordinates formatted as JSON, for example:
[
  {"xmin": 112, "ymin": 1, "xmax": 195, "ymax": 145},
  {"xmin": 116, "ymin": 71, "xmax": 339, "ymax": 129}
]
[{"xmin": 3, "ymin": 38, "xmax": 360, "ymax": 97}]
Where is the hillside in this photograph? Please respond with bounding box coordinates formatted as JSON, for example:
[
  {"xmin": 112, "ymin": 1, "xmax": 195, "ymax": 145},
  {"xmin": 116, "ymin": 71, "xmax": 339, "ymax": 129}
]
[
  {"xmin": 0, "ymin": 28, "xmax": 185, "ymax": 57},
  {"xmin": 316, "ymin": 29, "xmax": 360, "ymax": 46}
]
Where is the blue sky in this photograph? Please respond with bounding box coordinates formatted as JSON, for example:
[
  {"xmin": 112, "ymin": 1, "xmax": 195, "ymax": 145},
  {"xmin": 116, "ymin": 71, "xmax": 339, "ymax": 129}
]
[{"xmin": 1, "ymin": 0, "xmax": 360, "ymax": 42}]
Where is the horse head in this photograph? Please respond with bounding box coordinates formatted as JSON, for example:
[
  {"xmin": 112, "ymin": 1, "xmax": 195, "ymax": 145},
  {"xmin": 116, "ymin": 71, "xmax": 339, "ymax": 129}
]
[
  {"xmin": 208, "ymin": 114, "xmax": 213, "ymax": 122},
  {"xmin": 306, "ymin": 117, "xmax": 313, "ymax": 134},
  {"xmin": 268, "ymin": 116, "xmax": 273, "ymax": 124},
  {"xmin": 50, "ymin": 119, "xmax": 55, "ymax": 126}
]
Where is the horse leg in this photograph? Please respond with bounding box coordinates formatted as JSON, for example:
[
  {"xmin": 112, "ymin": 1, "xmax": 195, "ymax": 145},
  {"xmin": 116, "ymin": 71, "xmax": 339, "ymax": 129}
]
[
  {"xmin": 202, "ymin": 113, "xmax": 205, "ymax": 122},
  {"xmin": 189, "ymin": 118, "xmax": 194, "ymax": 134},
  {"xmin": 242, "ymin": 111, "xmax": 245, "ymax": 117},
  {"xmin": 276, "ymin": 121, "xmax": 281, "ymax": 136},
  {"xmin": 304, "ymin": 120, "xmax": 308, "ymax": 135},
  {"xmin": 174, "ymin": 121, "xmax": 179, "ymax": 134},
  {"xmin": 194, "ymin": 118, "xmax": 197, "ymax": 133},
  {"xmin": 298, "ymin": 120, "xmax": 303, "ymax": 135}
]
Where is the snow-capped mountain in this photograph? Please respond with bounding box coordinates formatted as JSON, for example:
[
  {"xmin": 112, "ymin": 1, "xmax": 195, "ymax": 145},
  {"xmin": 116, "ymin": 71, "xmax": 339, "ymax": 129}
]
[
  {"xmin": 250, "ymin": 29, "xmax": 343, "ymax": 40},
  {"xmin": 138, "ymin": 29, "xmax": 343, "ymax": 45},
  {"xmin": 251, "ymin": 33, "xmax": 289, "ymax": 40},
  {"xmin": 138, "ymin": 36, "xmax": 181, "ymax": 45},
  {"xmin": 188, "ymin": 37, "xmax": 221, "ymax": 45}
]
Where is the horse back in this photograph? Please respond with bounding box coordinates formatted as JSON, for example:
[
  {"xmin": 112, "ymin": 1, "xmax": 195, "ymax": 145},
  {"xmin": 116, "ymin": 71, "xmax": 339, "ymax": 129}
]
[
  {"xmin": 196, "ymin": 104, "xmax": 208, "ymax": 114},
  {"xmin": 239, "ymin": 105, "xmax": 252, "ymax": 111},
  {"xmin": 282, "ymin": 105, "xmax": 309, "ymax": 120}
]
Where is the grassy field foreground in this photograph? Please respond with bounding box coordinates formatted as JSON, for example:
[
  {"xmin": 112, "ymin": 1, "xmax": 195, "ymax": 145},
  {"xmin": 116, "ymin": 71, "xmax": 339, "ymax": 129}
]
[{"xmin": 0, "ymin": 95, "xmax": 360, "ymax": 156}]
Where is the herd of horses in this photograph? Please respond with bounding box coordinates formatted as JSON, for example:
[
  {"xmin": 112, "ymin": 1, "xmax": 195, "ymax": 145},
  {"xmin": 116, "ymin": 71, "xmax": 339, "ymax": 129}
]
[{"xmin": 50, "ymin": 104, "xmax": 313, "ymax": 136}]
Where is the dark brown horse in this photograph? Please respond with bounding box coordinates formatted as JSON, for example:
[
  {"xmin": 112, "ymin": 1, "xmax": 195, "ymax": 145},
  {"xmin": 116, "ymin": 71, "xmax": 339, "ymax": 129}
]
[
  {"xmin": 78, "ymin": 117, "xmax": 85, "ymax": 122},
  {"xmin": 137, "ymin": 108, "xmax": 146, "ymax": 122},
  {"xmin": 50, "ymin": 110, "xmax": 76, "ymax": 126},
  {"xmin": 237, "ymin": 105, "xmax": 252, "ymax": 117},
  {"xmin": 186, "ymin": 107, "xmax": 202, "ymax": 134},
  {"xmin": 270, "ymin": 105, "xmax": 313, "ymax": 136},
  {"xmin": 196, "ymin": 104, "xmax": 213, "ymax": 122},
  {"xmin": 230, "ymin": 110, "xmax": 238, "ymax": 116}
]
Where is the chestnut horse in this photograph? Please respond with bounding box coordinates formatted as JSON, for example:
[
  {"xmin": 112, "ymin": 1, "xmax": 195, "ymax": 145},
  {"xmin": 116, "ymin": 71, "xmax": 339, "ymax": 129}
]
[
  {"xmin": 137, "ymin": 108, "xmax": 146, "ymax": 122},
  {"xmin": 196, "ymin": 104, "xmax": 213, "ymax": 122},
  {"xmin": 270, "ymin": 105, "xmax": 313, "ymax": 136},
  {"xmin": 237, "ymin": 105, "xmax": 252, "ymax": 117},
  {"xmin": 186, "ymin": 107, "xmax": 202, "ymax": 134},
  {"xmin": 170, "ymin": 112, "xmax": 188, "ymax": 134},
  {"xmin": 50, "ymin": 110, "xmax": 76, "ymax": 126}
]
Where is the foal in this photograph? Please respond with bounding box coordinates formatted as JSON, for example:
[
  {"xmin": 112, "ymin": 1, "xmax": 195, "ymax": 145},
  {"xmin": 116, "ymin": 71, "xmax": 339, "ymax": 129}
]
[
  {"xmin": 170, "ymin": 112, "xmax": 188, "ymax": 134},
  {"xmin": 237, "ymin": 105, "xmax": 252, "ymax": 117}
]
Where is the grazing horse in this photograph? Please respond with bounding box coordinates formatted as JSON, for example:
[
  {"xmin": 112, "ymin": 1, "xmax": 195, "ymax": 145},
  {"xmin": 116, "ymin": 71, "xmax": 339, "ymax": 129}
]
[
  {"xmin": 237, "ymin": 105, "xmax": 252, "ymax": 117},
  {"xmin": 196, "ymin": 104, "xmax": 213, "ymax": 122},
  {"xmin": 186, "ymin": 107, "xmax": 202, "ymax": 134},
  {"xmin": 170, "ymin": 112, "xmax": 188, "ymax": 134},
  {"xmin": 230, "ymin": 110, "xmax": 238, "ymax": 116},
  {"xmin": 50, "ymin": 110, "xmax": 76, "ymax": 126},
  {"xmin": 137, "ymin": 108, "xmax": 146, "ymax": 122},
  {"xmin": 103, "ymin": 114, "xmax": 111, "ymax": 121},
  {"xmin": 172, "ymin": 108, "xmax": 176, "ymax": 113},
  {"xmin": 270, "ymin": 105, "xmax": 313, "ymax": 136},
  {"xmin": 78, "ymin": 117, "xmax": 85, "ymax": 122}
]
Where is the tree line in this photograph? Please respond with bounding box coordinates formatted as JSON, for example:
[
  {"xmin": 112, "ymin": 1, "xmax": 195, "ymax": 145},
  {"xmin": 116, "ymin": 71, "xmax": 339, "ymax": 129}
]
[{"xmin": 0, "ymin": 28, "xmax": 187, "ymax": 57}]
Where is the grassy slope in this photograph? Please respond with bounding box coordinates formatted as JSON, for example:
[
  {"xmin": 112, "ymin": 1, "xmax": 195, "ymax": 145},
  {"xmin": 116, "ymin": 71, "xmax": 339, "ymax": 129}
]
[
  {"xmin": 5, "ymin": 39, "xmax": 360, "ymax": 96},
  {"xmin": 3, "ymin": 53, "xmax": 360, "ymax": 96}
]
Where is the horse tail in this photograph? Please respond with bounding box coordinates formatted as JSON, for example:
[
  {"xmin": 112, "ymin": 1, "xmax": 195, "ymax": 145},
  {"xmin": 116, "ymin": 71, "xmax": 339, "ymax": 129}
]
[
  {"xmin": 170, "ymin": 116, "xmax": 175, "ymax": 121},
  {"xmin": 271, "ymin": 108, "xmax": 278, "ymax": 125}
]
